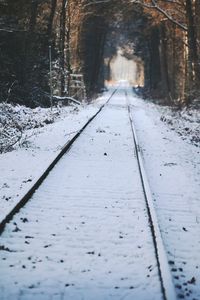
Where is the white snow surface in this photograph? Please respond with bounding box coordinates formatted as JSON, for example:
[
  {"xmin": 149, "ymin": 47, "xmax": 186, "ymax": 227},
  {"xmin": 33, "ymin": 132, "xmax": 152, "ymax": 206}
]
[
  {"xmin": 127, "ymin": 88, "xmax": 200, "ymax": 300},
  {"xmin": 159, "ymin": 105, "xmax": 200, "ymax": 147},
  {"xmin": 0, "ymin": 87, "xmax": 200, "ymax": 300},
  {"xmin": 0, "ymin": 89, "xmax": 162, "ymax": 300},
  {"xmin": 0, "ymin": 95, "xmax": 108, "ymax": 223}
]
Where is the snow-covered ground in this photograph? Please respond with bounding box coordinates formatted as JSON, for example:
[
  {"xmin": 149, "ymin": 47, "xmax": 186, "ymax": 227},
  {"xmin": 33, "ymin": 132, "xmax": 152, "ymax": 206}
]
[
  {"xmin": 0, "ymin": 95, "xmax": 108, "ymax": 224},
  {"xmin": 0, "ymin": 90, "xmax": 163, "ymax": 300},
  {"xmin": 159, "ymin": 106, "xmax": 200, "ymax": 147},
  {"xmin": 128, "ymin": 89, "xmax": 200, "ymax": 300},
  {"xmin": 0, "ymin": 87, "xmax": 200, "ymax": 300}
]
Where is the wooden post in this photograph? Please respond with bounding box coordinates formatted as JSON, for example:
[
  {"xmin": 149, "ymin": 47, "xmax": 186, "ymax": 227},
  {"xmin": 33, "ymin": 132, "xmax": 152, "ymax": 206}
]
[{"xmin": 49, "ymin": 45, "xmax": 53, "ymax": 109}]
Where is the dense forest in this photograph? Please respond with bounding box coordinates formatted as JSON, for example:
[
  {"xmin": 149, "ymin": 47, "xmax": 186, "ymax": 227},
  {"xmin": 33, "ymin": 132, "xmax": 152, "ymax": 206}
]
[{"xmin": 0, "ymin": 0, "xmax": 200, "ymax": 107}]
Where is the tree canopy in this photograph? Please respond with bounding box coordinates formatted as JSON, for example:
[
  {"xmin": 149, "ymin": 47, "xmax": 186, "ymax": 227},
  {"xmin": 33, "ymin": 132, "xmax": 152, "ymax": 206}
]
[{"xmin": 0, "ymin": 0, "xmax": 199, "ymax": 106}]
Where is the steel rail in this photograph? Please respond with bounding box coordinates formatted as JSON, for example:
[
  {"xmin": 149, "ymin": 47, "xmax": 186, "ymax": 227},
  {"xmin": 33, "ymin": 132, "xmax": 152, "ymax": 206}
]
[
  {"xmin": 125, "ymin": 90, "xmax": 177, "ymax": 300},
  {"xmin": 0, "ymin": 89, "xmax": 117, "ymax": 235}
]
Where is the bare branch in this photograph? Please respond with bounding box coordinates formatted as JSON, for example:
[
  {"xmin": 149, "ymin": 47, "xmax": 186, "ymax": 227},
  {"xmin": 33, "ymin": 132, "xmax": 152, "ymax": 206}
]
[{"xmin": 132, "ymin": 0, "xmax": 187, "ymax": 31}]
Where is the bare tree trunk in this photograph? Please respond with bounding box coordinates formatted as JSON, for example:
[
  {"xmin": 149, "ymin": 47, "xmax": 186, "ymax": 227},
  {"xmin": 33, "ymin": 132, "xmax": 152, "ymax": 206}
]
[
  {"xmin": 148, "ymin": 28, "xmax": 161, "ymax": 93},
  {"xmin": 29, "ymin": 0, "xmax": 38, "ymax": 33},
  {"xmin": 47, "ymin": 0, "xmax": 57, "ymax": 42},
  {"xmin": 159, "ymin": 24, "xmax": 171, "ymax": 102},
  {"xmin": 22, "ymin": 1, "xmax": 39, "ymax": 86},
  {"xmin": 185, "ymin": 0, "xmax": 200, "ymax": 88},
  {"xmin": 60, "ymin": 0, "xmax": 67, "ymax": 96},
  {"xmin": 66, "ymin": 0, "xmax": 72, "ymax": 95},
  {"xmin": 194, "ymin": 0, "xmax": 200, "ymax": 91}
]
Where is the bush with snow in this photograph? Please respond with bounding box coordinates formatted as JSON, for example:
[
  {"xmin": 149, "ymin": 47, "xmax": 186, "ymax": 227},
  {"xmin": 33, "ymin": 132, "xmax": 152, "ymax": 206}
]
[{"xmin": 0, "ymin": 103, "xmax": 61, "ymax": 153}]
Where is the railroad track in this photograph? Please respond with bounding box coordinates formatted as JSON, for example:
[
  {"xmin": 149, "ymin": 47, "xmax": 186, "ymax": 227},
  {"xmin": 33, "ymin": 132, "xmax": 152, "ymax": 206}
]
[
  {"xmin": 125, "ymin": 90, "xmax": 177, "ymax": 300},
  {"xmin": 0, "ymin": 88, "xmax": 177, "ymax": 300},
  {"xmin": 0, "ymin": 89, "xmax": 117, "ymax": 235}
]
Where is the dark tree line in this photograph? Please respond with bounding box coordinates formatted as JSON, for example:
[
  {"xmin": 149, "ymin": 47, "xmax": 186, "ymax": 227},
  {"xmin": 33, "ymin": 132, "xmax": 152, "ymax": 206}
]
[
  {"xmin": 133, "ymin": 0, "xmax": 200, "ymax": 105},
  {"xmin": 0, "ymin": 0, "xmax": 200, "ymax": 107},
  {"xmin": 0, "ymin": 0, "xmax": 70, "ymax": 106}
]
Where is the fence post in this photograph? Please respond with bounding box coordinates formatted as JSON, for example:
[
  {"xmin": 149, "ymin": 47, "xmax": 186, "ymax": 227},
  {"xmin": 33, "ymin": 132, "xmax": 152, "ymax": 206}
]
[{"xmin": 49, "ymin": 45, "xmax": 53, "ymax": 110}]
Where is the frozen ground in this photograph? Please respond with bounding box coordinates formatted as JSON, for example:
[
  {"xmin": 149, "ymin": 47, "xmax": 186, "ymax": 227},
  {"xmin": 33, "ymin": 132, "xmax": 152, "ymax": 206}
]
[
  {"xmin": 0, "ymin": 87, "xmax": 200, "ymax": 300},
  {"xmin": 0, "ymin": 95, "xmax": 108, "ymax": 223},
  {"xmin": 0, "ymin": 89, "xmax": 162, "ymax": 300},
  {"xmin": 127, "ymin": 89, "xmax": 200, "ymax": 300}
]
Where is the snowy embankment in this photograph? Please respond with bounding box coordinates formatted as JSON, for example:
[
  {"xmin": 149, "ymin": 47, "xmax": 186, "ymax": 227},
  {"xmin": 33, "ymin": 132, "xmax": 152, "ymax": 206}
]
[
  {"xmin": 159, "ymin": 106, "xmax": 200, "ymax": 147},
  {"xmin": 129, "ymin": 92, "xmax": 200, "ymax": 300},
  {"xmin": 0, "ymin": 96, "xmax": 107, "ymax": 223}
]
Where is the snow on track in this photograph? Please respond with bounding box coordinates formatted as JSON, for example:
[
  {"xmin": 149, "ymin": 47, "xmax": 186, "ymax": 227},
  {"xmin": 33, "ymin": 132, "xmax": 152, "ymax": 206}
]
[
  {"xmin": 0, "ymin": 89, "xmax": 162, "ymax": 300},
  {"xmin": 128, "ymin": 89, "xmax": 200, "ymax": 300},
  {"xmin": 0, "ymin": 94, "xmax": 109, "ymax": 224},
  {"xmin": 126, "ymin": 91, "xmax": 176, "ymax": 300}
]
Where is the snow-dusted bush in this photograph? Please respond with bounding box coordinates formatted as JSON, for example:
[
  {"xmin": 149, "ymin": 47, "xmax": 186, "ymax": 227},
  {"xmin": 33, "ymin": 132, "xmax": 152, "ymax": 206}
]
[
  {"xmin": 0, "ymin": 103, "xmax": 61, "ymax": 153},
  {"xmin": 160, "ymin": 107, "xmax": 200, "ymax": 147}
]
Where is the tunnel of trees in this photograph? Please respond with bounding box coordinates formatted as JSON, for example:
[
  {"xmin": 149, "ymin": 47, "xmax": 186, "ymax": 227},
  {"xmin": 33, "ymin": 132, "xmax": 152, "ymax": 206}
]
[{"xmin": 0, "ymin": 0, "xmax": 200, "ymax": 107}]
